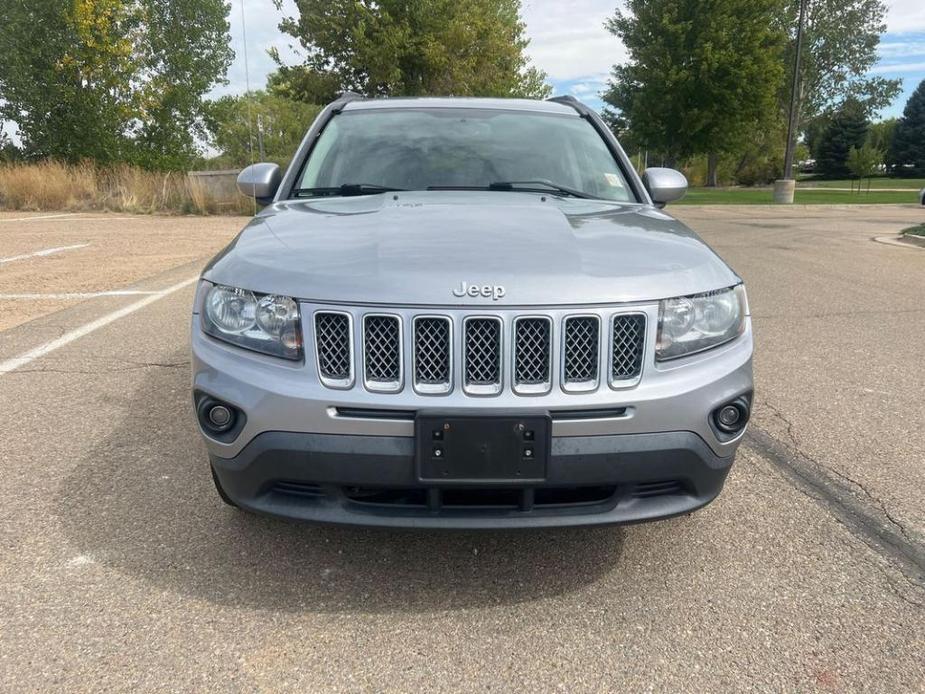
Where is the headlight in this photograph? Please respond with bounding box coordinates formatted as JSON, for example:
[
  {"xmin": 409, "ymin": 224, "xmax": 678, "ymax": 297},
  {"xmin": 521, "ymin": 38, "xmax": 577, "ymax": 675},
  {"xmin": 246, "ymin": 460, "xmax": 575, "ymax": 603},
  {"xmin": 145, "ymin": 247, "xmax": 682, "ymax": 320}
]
[
  {"xmin": 201, "ymin": 284, "xmax": 302, "ymax": 360},
  {"xmin": 656, "ymin": 285, "xmax": 747, "ymax": 361}
]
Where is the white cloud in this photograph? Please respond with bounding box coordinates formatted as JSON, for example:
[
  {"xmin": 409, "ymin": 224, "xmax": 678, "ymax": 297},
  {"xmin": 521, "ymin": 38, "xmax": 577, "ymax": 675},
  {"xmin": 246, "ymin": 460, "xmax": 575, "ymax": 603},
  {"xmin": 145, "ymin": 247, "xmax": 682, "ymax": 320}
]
[
  {"xmin": 878, "ymin": 39, "xmax": 925, "ymax": 59},
  {"xmin": 521, "ymin": 0, "xmax": 625, "ymax": 81},
  {"xmin": 870, "ymin": 60, "xmax": 925, "ymax": 73},
  {"xmin": 210, "ymin": 0, "xmax": 298, "ymax": 98},
  {"xmin": 884, "ymin": 0, "xmax": 925, "ymax": 33}
]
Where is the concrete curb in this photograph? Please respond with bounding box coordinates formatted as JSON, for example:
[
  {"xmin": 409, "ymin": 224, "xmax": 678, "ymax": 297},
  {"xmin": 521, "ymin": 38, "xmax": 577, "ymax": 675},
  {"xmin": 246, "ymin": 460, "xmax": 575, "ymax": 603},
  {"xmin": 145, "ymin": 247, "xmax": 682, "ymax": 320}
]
[{"xmin": 873, "ymin": 235, "xmax": 925, "ymax": 250}]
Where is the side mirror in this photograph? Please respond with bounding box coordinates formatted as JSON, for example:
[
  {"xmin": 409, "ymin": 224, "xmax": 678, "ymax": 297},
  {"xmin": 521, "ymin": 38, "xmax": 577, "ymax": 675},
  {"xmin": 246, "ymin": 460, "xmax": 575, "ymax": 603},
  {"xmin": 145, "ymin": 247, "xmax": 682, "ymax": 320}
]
[
  {"xmin": 236, "ymin": 163, "xmax": 281, "ymax": 205},
  {"xmin": 642, "ymin": 167, "xmax": 688, "ymax": 207}
]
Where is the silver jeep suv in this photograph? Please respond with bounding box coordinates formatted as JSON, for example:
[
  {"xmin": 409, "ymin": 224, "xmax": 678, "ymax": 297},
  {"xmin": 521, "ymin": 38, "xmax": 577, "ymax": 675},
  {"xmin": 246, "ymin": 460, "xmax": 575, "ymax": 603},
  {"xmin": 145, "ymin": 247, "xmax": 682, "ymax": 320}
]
[{"xmin": 191, "ymin": 95, "xmax": 753, "ymax": 528}]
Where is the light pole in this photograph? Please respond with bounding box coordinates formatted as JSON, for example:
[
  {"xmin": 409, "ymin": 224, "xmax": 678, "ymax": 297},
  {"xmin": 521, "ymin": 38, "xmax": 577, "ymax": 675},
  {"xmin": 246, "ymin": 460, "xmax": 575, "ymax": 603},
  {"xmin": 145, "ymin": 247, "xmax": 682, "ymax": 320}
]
[{"xmin": 775, "ymin": 0, "xmax": 808, "ymax": 203}]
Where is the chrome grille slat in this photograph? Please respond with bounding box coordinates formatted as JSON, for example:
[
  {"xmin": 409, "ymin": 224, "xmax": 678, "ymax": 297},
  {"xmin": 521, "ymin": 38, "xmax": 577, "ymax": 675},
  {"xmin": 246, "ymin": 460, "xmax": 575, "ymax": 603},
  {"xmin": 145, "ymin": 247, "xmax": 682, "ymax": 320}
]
[
  {"xmin": 363, "ymin": 315, "xmax": 401, "ymax": 391},
  {"xmin": 611, "ymin": 314, "xmax": 646, "ymax": 384},
  {"xmin": 413, "ymin": 317, "xmax": 451, "ymax": 393},
  {"xmin": 314, "ymin": 312, "xmax": 353, "ymax": 388},
  {"xmin": 464, "ymin": 317, "xmax": 502, "ymax": 394},
  {"xmin": 514, "ymin": 317, "xmax": 551, "ymax": 393},
  {"xmin": 562, "ymin": 316, "xmax": 600, "ymax": 390}
]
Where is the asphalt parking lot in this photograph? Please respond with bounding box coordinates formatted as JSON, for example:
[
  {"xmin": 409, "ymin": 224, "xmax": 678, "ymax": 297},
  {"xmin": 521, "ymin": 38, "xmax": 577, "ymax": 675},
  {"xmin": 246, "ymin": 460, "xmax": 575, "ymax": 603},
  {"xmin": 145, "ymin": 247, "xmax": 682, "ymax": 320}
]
[{"xmin": 1, "ymin": 206, "xmax": 924, "ymax": 691}]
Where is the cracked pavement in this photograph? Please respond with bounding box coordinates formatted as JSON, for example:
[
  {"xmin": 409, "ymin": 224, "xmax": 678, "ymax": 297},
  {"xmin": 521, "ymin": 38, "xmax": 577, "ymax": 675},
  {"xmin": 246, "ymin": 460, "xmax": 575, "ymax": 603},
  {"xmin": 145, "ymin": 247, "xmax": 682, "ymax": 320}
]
[{"xmin": 1, "ymin": 207, "xmax": 924, "ymax": 691}]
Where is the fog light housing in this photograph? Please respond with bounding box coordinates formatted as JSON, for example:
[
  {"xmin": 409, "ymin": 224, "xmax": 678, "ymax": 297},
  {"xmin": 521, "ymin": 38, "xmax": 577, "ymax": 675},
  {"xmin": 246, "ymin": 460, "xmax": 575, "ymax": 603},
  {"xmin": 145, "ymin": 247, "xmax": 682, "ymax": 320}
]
[
  {"xmin": 207, "ymin": 404, "xmax": 234, "ymax": 430},
  {"xmin": 195, "ymin": 393, "xmax": 245, "ymax": 441},
  {"xmin": 713, "ymin": 398, "xmax": 750, "ymax": 434}
]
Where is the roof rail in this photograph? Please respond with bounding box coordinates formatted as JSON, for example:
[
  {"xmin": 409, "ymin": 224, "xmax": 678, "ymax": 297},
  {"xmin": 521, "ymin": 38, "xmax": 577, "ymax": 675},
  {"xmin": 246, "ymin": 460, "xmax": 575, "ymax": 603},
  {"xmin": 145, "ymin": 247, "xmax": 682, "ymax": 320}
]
[
  {"xmin": 547, "ymin": 94, "xmax": 591, "ymax": 116},
  {"xmin": 331, "ymin": 91, "xmax": 365, "ymax": 113}
]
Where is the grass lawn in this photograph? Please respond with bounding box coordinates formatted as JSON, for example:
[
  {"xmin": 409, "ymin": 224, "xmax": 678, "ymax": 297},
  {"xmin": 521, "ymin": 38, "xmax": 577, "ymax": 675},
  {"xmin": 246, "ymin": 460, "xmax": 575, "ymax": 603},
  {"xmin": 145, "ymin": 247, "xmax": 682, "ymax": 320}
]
[
  {"xmin": 676, "ymin": 187, "xmax": 922, "ymax": 205},
  {"xmin": 903, "ymin": 224, "xmax": 925, "ymax": 237},
  {"xmin": 799, "ymin": 177, "xmax": 925, "ymax": 190}
]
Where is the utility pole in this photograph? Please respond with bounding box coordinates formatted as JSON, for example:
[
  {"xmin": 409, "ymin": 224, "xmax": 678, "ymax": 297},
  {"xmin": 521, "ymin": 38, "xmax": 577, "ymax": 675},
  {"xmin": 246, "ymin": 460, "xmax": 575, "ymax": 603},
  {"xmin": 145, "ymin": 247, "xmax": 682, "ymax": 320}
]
[{"xmin": 775, "ymin": 0, "xmax": 808, "ymax": 203}]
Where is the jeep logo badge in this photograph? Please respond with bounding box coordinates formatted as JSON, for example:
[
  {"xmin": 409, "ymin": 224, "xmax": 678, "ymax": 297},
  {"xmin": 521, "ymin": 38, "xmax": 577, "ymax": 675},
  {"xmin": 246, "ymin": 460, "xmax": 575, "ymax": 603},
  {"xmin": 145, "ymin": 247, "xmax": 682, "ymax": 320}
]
[{"xmin": 452, "ymin": 281, "xmax": 506, "ymax": 301}]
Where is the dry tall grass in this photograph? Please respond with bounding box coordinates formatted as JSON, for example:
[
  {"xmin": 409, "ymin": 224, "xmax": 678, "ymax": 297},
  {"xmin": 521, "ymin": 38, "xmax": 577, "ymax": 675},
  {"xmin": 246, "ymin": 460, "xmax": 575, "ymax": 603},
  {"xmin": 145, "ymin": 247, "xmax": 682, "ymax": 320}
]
[{"xmin": 0, "ymin": 161, "xmax": 254, "ymax": 215}]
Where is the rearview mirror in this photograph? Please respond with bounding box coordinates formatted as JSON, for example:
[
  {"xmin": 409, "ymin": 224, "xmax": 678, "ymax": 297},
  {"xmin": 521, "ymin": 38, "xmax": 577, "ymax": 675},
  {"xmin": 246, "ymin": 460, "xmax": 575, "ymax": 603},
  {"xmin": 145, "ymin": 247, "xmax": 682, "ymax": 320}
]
[
  {"xmin": 236, "ymin": 163, "xmax": 281, "ymax": 205},
  {"xmin": 642, "ymin": 168, "xmax": 688, "ymax": 207}
]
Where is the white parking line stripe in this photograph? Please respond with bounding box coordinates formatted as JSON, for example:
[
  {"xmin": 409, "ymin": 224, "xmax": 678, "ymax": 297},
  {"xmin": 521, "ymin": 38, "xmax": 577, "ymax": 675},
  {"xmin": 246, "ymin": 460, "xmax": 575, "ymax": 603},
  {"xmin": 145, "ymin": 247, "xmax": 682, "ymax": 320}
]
[
  {"xmin": 0, "ymin": 277, "xmax": 198, "ymax": 376},
  {"xmin": 0, "ymin": 291, "xmax": 159, "ymax": 299},
  {"xmin": 0, "ymin": 213, "xmax": 80, "ymax": 223},
  {"xmin": 0, "ymin": 243, "xmax": 90, "ymax": 264}
]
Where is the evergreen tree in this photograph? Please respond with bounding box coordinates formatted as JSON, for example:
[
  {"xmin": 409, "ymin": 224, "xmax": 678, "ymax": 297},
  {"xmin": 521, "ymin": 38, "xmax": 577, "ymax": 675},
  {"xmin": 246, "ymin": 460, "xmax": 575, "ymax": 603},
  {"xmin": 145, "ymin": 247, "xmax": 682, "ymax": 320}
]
[
  {"xmin": 815, "ymin": 100, "xmax": 869, "ymax": 178},
  {"xmin": 888, "ymin": 80, "xmax": 925, "ymax": 177}
]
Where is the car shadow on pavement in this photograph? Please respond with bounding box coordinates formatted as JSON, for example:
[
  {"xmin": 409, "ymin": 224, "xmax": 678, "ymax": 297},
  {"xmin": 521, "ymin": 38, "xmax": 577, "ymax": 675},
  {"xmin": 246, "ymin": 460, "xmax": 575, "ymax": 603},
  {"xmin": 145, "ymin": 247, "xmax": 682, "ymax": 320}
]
[{"xmin": 56, "ymin": 351, "xmax": 625, "ymax": 614}]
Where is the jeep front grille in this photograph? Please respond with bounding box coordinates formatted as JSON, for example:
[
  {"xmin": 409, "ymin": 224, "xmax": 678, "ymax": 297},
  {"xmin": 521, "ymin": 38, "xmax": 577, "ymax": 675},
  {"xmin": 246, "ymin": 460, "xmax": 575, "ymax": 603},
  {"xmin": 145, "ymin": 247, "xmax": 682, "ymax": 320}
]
[
  {"xmin": 563, "ymin": 316, "xmax": 600, "ymax": 390},
  {"xmin": 363, "ymin": 315, "xmax": 402, "ymax": 391},
  {"xmin": 513, "ymin": 317, "xmax": 551, "ymax": 393},
  {"xmin": 309, "ymin": 306, "xmax": 647, "ymax": 395},
  {"xmin": 611, "ymin": 314, "xmax": 646, "ymax": 385},
  {"xmin": 314, "ymin": 311, "xmax": 352, "ymax": 387},
  {"xmin": 464, "ymin": 317, "xmax": 502, "ymax": 394},
  {"xmin": 413, "ymin": 317, "xmax": 451, "ymax": 393}
]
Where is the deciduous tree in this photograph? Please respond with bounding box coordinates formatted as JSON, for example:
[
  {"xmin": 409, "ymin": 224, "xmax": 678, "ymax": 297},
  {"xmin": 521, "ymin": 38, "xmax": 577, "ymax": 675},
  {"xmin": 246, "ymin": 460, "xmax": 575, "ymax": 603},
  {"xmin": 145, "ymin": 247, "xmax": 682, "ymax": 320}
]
[
  {"xmin": 867, "ymin": 118, "xmax": 897, "ymax": 153},
  {"xmin": 0, "ymin": 0, "xmax": 232, "ymax": 168},
  {"xmin": 203, "ymin": 92, "xmax": 323, "ymax": 168},
  {"xmin": 602, "ymin": 0, "xmax": 785, "ymax": 184},
  {"xmin": 846, "ymin": 142, "xmax": 883, "ymax": 190},
  {"xmin": 272, "ymin": 0, "xmax": 549, "ymax": 99},
  {"xmin": 780, "ymin": 0, "xmax": 901, "ymax": 124}
]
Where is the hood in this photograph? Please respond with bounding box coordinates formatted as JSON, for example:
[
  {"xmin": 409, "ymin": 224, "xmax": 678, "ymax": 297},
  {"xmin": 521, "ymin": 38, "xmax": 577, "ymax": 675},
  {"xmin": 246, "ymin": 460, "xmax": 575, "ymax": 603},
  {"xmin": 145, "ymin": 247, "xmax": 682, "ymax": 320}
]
[{"xmin": 203, "ymin": 191, "xmax": 739, "ymax": 306}]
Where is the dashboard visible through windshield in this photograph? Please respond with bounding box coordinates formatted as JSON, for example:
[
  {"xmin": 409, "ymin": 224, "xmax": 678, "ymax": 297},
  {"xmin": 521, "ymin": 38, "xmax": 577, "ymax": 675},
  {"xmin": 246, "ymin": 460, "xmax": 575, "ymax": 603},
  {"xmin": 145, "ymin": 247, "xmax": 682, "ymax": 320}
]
[{"xmin": 295, "ymin": 108, "xmax": 635, "ymax": 202}]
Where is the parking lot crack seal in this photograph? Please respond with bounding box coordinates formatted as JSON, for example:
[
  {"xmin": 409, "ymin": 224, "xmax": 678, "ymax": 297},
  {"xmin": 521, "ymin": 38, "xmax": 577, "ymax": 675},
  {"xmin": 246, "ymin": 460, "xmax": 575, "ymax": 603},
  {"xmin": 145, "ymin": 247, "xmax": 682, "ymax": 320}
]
[
  {"xmin": 745, "ymin": 425, "xmax": 925, "ymax": 595},
  {"xmin": 9, "ymin": 360, "xmax": 189, "ymax": 375},
  {"xmin": 760, "ymin": 400, "xmax": 917, "ymax": 546}
]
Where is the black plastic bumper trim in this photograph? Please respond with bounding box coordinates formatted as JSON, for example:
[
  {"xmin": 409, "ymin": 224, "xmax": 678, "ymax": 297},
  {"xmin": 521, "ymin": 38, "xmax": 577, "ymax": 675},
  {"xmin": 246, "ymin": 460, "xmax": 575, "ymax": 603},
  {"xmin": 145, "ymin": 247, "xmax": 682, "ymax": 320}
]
[{"xmin": 210, "ymin": 430, "xmax": 737, "ymax": 528}]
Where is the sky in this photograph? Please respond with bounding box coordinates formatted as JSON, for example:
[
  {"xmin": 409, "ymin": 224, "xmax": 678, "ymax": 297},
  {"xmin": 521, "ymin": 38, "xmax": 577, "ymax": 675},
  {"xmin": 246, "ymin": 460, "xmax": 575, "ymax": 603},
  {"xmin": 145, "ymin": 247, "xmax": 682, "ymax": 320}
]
[{"xmin": 217, "ymin": 0, "xmax": 925, "ymax": 120}]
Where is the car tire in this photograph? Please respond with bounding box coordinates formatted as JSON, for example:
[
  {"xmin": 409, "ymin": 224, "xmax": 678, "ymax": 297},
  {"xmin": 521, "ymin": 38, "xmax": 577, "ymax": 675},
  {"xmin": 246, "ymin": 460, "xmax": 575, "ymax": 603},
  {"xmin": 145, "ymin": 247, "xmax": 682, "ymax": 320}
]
[{"xmin": 210, "ymin": 466, "xmax": 239, "ymax": 508}]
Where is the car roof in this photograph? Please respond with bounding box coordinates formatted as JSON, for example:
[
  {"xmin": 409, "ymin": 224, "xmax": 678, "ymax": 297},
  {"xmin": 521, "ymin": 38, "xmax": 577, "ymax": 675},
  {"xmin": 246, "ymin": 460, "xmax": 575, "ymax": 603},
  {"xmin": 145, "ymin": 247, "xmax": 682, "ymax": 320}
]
[{"xmin": 341, "ymin": 96, "xmax": 578, "ymax": 116}]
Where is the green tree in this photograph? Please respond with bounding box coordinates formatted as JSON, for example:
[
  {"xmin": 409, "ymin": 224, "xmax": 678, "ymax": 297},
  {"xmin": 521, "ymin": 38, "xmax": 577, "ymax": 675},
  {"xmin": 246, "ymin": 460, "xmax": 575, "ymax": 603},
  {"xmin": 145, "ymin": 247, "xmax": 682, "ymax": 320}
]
[
  {"xmin": 781, "ymin": 0, "xmax": 901, "ymax": 127},
  {"xmin": 846, "ymin": 142, "xmax": 883, "ymax": 191},
  {"xmin": 0, "ymin": 0, "xmax": 138, "ymax": 162},
  {"xmin": 888, "ymin": 79, "xmax": 925, "ymax": 177},
  {"xmin": 0, "ymin": 0, "xmax": 232, "ymax": 168},
  {"xmin": 866, "ymin": 118, "xmax": 897, "ymax": 153},
  {"xmin": 0, "ymin": 127, "xmax": 21, "ymax": 162},
  {"xmin": 602, "ymin": 0, "xmax": 785, "ymax": 184},
  {"xmin": 266, "ymin": 62, "xmax": 342, "ymax": 105},
  {"xmin": 815, "ymin": 99, "xmax": 869, "ymax": 178},
  {"xmin": 203, "ymin": 92, "xmax": 323, "ymax": 168},
  {"xmin": 132, "ymin": 0, "xmax": 235, "ymax": 169},
  {"xmin": 273, "ymin": 0, "xmax": 550, "ymax": 99},
  {"xmin": 803, "ymin": 114, "xmax": 831, "ymax": 160}
]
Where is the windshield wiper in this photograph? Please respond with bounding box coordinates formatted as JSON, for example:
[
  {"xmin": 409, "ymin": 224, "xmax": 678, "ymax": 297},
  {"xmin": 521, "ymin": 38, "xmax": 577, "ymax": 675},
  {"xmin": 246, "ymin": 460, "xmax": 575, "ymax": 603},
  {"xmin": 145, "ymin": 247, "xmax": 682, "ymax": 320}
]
[
  {"xmin": 488, "ymin": 180, "xmax": 596, "ymax": 199},
  {"xmin": 427, "ymin": 180, "xmax": 596, "ymax": 199},
  {"xmin": 292, "ymin": 183, "xmax": 406, "ymax": 198}
]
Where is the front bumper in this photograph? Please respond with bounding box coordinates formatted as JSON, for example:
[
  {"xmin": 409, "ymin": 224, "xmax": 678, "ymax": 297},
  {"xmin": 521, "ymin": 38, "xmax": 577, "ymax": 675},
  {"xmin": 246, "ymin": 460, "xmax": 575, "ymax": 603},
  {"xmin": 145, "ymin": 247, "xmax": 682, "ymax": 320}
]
[
  {"xmin": 193, "ymin": 303, "xmax": 752, "ymax": 528},
  {"xmin": 211, "ymin": 430, "xmax": 735, "ymax": 528}
]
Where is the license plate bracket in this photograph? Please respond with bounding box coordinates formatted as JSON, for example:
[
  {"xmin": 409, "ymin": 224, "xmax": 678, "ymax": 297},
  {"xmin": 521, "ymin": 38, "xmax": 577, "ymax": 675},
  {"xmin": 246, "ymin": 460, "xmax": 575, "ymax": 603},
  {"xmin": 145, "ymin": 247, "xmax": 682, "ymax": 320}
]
[{"xmin": 416, "ymin": 413, "xmax": 550, "ymax": 482}]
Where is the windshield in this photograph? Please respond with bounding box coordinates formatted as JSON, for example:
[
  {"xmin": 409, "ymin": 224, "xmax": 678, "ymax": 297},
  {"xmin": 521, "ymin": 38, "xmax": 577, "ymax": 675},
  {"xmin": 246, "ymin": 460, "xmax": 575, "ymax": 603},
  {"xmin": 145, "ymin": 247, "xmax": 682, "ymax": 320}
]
[{"xmin": 296, "ymin": 108, "xmax": 635, "ymax": 202}]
